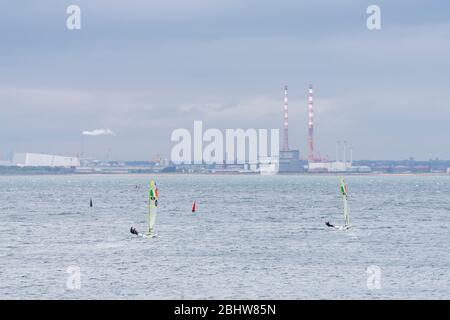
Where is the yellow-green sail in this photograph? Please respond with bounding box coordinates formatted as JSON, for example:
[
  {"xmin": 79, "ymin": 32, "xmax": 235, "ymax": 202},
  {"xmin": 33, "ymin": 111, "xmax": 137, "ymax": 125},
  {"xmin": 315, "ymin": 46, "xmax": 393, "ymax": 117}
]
[
  {"xmin": 341, "ymin": 178, "xmax": 350, "ymax": 227},
  {"xmin": 147, "ymin": 180, "xmax": 159, "ymax": 235}
]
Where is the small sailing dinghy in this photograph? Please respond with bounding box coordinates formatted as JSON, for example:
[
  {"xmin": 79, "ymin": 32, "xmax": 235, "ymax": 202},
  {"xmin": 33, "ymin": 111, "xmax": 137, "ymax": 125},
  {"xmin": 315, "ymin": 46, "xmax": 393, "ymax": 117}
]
[
  {"xmin": 326, "ymin": 178, "xmax": 350, "ymax": 230},
  {"xmin": 130, "ymin": 180, "xmax": 159, "ymax": 238}
]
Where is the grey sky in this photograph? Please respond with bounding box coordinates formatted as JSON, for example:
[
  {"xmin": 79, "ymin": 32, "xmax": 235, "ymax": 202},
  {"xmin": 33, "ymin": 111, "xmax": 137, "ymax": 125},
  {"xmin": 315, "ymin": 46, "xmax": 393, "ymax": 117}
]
[{"xmin": 1, "ymin": 0, "xmax": 449, "ymax": 161}]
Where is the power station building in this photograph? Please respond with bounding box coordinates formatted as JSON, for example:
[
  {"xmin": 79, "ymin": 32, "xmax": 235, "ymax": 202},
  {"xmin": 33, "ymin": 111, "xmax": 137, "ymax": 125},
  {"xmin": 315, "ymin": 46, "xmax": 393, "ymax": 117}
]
[
  {"xmin": 279, "ymin": 150, "xmax": 304, "ymax": 172},
  {"xmin": 12, "ymin": 153, "xmax": 80, "ymax": 167}
]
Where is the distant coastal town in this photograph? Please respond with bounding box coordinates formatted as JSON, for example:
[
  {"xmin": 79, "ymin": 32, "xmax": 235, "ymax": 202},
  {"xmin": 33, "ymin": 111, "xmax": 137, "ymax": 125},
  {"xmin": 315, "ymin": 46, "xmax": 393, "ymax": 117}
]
[{"xmin": 0, "ymin": 152, "xmax": 449, "ymax": 175}]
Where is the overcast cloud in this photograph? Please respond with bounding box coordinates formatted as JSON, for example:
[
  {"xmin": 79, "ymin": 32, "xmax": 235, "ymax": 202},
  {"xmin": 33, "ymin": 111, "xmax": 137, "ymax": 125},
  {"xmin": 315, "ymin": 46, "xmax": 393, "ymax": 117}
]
[{"xmin": 1, "ymin": 0, "xmax": 449, "ymax": 160}]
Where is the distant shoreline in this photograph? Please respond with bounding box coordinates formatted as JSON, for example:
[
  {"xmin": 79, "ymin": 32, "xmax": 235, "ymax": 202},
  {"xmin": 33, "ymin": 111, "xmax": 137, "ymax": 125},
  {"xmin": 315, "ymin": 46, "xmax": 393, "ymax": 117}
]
[{"xmin": 0, "ymin": 171, "xmax": 448, "ymax": 177}]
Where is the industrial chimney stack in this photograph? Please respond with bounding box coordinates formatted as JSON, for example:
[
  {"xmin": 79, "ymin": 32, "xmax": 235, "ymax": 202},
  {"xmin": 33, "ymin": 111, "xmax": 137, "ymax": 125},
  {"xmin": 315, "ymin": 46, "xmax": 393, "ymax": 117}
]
[
  {"xmin": 307, "ymin": 85, "xmax": 315, "ymax": 162},
  {"xmin": 282, "ymin": 85, "xmax": 289, "ymax": 152}
]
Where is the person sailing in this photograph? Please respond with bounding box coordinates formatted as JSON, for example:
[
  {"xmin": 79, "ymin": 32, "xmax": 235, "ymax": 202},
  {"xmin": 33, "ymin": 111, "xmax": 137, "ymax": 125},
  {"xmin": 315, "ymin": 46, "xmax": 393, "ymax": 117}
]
[
  {"xmin": 130, "ymin": 180, "xmax": 159, "ymax": 237},
  {"xmin": 325, "ymin": 178, "xmax": 349, "ymax": 229}
]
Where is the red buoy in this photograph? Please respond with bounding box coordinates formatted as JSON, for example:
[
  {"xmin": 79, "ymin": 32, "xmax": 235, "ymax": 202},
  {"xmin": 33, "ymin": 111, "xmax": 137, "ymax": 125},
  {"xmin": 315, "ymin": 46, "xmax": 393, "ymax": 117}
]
[{"xmin": 191, "ymin": 201, "xmax": 196, "ymax": 212}]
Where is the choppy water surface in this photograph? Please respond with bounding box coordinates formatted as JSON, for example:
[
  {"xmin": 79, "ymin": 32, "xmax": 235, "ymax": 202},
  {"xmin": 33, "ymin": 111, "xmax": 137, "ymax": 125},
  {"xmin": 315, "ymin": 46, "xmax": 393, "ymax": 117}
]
[{"xmin": 0, "ymin": 174, "xmax": 449, "ymax": 299}]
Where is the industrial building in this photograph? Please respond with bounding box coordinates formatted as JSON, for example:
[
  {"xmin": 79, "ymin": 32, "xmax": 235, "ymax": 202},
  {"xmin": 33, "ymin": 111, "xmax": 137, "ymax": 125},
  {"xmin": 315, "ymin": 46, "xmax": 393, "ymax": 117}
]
[
  {"xmin": 12, "ymin": 153, "xmax": 80, "ymax": 167},
  {"xmin": 307, "ymin": 141, "xmax": 371, "ymax": 173},
  {"xmin": 308, "ymin": 161, "xmax": 345, "ymax": 173},
  {"xmin": 259, "ymin": 156, "xmax": 279, "ymax": 175},
  {"xmin": 279, "ymin": 150, "xmax": 305, "ymax": 172}
]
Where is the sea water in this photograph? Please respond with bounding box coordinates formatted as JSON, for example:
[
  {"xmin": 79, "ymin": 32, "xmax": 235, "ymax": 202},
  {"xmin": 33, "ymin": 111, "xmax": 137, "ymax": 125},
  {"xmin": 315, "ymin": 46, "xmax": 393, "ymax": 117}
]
[{"xmin": 0, "ymin": 174, "xmax": 449, "ymax": 299}]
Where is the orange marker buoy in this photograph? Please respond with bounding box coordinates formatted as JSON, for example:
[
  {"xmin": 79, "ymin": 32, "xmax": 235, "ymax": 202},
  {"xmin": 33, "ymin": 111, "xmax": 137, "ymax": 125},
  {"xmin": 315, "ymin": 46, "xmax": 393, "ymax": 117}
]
[{"xmin": 191, "ymin": 201, "xmax": 196, "ymax": 212}]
